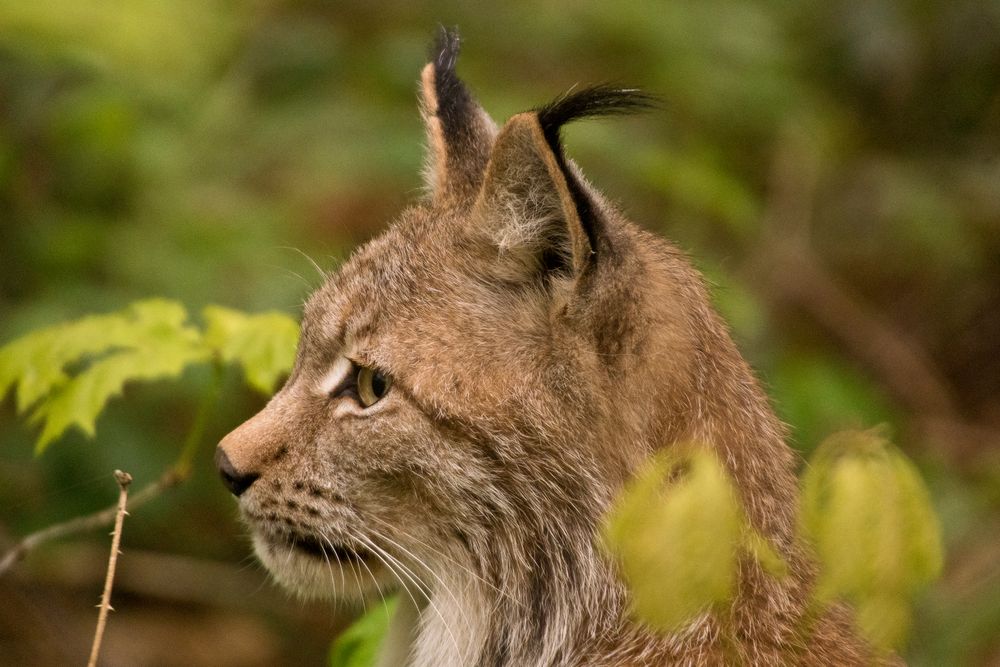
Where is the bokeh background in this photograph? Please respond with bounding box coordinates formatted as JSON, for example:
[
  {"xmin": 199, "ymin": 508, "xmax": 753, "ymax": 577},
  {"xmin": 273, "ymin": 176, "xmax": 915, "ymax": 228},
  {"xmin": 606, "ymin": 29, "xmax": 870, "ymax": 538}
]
[{"xmin": 1, "ymin": 1, "xmax": 998, "ymax": 665}]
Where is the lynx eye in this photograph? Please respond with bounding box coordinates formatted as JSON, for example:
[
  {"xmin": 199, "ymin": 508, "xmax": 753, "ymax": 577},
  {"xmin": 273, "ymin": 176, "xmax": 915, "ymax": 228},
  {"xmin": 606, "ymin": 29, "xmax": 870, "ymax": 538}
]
[{"xmin": 357, "ymin": 366, "xmax": 392, "ymax": 407}]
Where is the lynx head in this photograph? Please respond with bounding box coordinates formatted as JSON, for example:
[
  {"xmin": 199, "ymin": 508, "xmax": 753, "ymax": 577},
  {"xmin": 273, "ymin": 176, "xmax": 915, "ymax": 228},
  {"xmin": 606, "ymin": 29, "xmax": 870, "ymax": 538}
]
[{"xmin": 215, "ymin": 28, "xmax": 798, "ymax": 666}]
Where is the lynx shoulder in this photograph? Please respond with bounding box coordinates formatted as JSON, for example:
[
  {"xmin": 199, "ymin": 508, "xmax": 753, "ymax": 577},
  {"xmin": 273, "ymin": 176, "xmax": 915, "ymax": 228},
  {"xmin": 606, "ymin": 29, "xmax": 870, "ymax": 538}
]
[{"xmin": 216, "ymin": 29, "xmax": 878, "ymax": 666}]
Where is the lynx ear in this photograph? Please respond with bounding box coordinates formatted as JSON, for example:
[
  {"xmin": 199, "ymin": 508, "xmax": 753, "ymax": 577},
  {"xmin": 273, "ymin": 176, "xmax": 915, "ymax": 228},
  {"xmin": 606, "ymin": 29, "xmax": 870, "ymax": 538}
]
[
  {"xmin": 474, "ymin": 87, "xmax": 656, "ymax": 280},
  {"xmin": 474, "ymin": 113, "xmax": 591, "ymax": 278},
  {"xmin": 421, "ymin": 28, "xmax": 497, "ymax": 207}
]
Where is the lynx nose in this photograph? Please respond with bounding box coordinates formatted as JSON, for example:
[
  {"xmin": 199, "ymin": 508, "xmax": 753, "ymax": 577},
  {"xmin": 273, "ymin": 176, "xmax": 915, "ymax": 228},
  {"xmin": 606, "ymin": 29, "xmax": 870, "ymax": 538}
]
[{"xmin": 215, "ymin": 447, "xmax": 259, "ymax": 497}]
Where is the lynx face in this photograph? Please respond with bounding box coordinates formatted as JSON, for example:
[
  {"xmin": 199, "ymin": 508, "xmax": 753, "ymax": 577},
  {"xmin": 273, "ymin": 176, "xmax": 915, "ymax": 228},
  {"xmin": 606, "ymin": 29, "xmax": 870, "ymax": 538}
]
[
  {"xmin": 217, "ymin": 185, "xmax": 647, "ymax": 604},
  {"xmin": 219, "ymin": 213, "xmax": 608, "ymax": 602}
]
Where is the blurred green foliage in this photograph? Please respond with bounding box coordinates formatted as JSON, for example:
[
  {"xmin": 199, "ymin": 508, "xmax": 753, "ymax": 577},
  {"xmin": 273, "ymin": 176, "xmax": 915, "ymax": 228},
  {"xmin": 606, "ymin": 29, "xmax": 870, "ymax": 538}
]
[
  {"xmin": 801, "ymin": 429, "xmax": 943, "ymax": 652},
  {"xmin": 602, "ymin": 447, "xmax": 784, "ymax": 634},
  {"xmin": 0, "ymin": 0, "xmax": 997, "ymax": 665},
  {"xmin": 602, "ymin": 435, "xmax": 940, "ymax": 654}
]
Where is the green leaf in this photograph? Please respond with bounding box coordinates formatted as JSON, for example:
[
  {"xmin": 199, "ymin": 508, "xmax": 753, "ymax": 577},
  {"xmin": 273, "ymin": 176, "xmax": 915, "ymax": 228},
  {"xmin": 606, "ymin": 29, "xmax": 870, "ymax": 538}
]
[
  {"xmin": 799, "ymin": 428, "xmax": 944, "ymax": 651},
  {"xmin": 329, "ymin": 598, "xmax": 398, "ymax": 667},
  {"xmin": 855, "ymin": 594, "xmax": 912, "ymax": 655},
  {"xmin": 203, "ymin": 305, "xmax": 299, "ymax": 395},
  {"xmin": 0, "ymin": 329, "xmax": 70, "ymax": 415},
  {"xmin": 743, "ymin": 529, "xmax": 789, "ymax": 579},
  {"xmin": 0, "ymin": 299, "xmax": 196, "ymax": 414},
  {"xmin": 0, "ymin": 299, "xmax": 301, "ymax": 452},
  {"xmin": 603, "ymin": 447, "xmax": 743, "ymax": 632},
  {"xmin": 889, "ymin": 450, "xmax": 943, "ymax": 586},
  {"xmin": 816, "ymin": 454, "xmax": 882, "ymax": 599},
  {"xmin": 0, "ymin": 299, "xmax": 210, "ymax": 452},
  {"xmin": 31, "ymin": 340, "xmax": 210, "ymax": 453}
]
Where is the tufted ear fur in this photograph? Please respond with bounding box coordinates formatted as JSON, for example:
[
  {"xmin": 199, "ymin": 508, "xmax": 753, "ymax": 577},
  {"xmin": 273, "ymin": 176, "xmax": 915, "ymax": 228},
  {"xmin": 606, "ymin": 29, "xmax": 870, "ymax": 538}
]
[
  {"xmin": 473, "ymin": 87, "xmax": 656, "ymax": 282},
  {"xmin": 473, "ymin": 113, "xmax": 590, "ymax": 280},
  {"xmin": 420, "ymin": 28, "xmax": 497, "ymax": 208}
]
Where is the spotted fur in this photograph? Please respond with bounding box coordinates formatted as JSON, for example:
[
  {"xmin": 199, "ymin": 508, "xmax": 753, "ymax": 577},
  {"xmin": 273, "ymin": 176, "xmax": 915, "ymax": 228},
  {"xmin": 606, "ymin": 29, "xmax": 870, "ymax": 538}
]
[{"xmin": 217, "ymin": 29, "xmax": 883, "ymax": 666}]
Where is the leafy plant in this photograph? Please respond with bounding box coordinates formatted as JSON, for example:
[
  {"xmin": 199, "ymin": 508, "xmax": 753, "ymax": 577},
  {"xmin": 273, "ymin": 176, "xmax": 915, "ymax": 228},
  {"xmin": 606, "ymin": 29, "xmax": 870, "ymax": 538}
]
[
  {"xmin": 0, "ymin": 304, "xmax": 944, "ymax": 664},
  {"xmin": 334, "ymin": 432, "xmax": 943, "ymax": 664},
  {"xmin": 0, "ymin": 299, "xmax": 302, "ymax": 662},
  {"xmin": 601, "ymin": 430, "xmax": 943, "ymax": 655},
  {"xmin": 801, "ymin": 428, "xmax": 944, "ymax": 651},
  {"xmin": 0, "ymin": 298, "xmax": 299, "ymax": 453},
  {"xmin": 602, "ymin": 446, "xmax": 786, "ymax": 632}
]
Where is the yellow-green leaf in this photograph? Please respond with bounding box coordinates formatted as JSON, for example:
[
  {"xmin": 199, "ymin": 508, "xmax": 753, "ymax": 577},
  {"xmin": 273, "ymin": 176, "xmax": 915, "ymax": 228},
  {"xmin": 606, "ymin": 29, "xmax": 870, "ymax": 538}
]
[
  {"xmin": 0, "ymin": 299, "xmax": 211, "ymax": 452},
  {"xmin": 800, "ymin": 428, "xmax": 944, "ymax": 651},
  {"xmin": 817, "ymin": 455, "xmax": 883, "ymax": 599},
  {"xmin": 0, "ymin": 298, "xmax": 196, "ymax": 414},
  {"xmin": 603, "ymin": 447, "xmax": 742, "ymax": 632},
  {"xmin": 329, "ymin": 597, "xmax": 398, "ymax": 667},
  {"xmin": 31, "ymin": 339, "xmax": 209, "ymax": 453},
  {"xmin": 855, "ymin": 594, "xmax": 911, "ymax": 653},
  {"xmin": 203, "ymin": 305, "xmax": 299, "ymax": 395},
  {"xmin": 744, "ymin": 529, "xmax": 789, "ymax": 579},
  {"xmin": 888, "ymin": 450, "xmax": 944, "ymax": 587},
  {"xmin": 1, "ymin": 299, "xmax": 302, "ymax": 453}
]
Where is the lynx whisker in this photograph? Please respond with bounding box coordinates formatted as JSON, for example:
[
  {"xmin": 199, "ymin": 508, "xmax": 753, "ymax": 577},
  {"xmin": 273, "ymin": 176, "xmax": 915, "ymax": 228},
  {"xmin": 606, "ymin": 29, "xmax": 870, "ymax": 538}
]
[
  {"xmin": 315, "ymin": 535, "xmax": 345, "ymax": 610},
  {"xmin": 343, "ymin": 547, "xmax": 368, "ymax": 613},
  {"xmin": 364, "ymin": 525, "xmax": 475, "ymax": 632},
  {"xmin": 352, "ymin": 532, "xmax": 435, "ymax": 613},
  {"xmin": 327, "ymin": 533, "xmax": 388, "ymax": 612},
  {"xmin": 366, "ymin": 519, "xmax": 507, "ymax": 618},
  {"xmin": 353, "ymin": 532, "xmax": 466, "ymax": 664},
  {"xmin": 278, "ymin": 245, "xmax": 329, "ymax": 281}
]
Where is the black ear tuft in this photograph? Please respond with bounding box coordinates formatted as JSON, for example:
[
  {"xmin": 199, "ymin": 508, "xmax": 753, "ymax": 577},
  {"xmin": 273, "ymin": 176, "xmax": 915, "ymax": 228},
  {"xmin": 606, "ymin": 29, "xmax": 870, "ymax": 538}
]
[
  {"xmin": 430, "ymin": 26, "xmax": 476, "ymax": 143},
  {"xmin": 431, "ymin": 25, "xmax": 461, "ymax": 75},
  {"xmin": 536, "ymin": 86, "xmax": 659, "ymax": 153},
  {"xmin": 422, "ymin": 26, "xmax": 496, "ymax": 206},
  {"xmin": 534, "ymin": 86, "xmax": 658, "ymax": 253}
]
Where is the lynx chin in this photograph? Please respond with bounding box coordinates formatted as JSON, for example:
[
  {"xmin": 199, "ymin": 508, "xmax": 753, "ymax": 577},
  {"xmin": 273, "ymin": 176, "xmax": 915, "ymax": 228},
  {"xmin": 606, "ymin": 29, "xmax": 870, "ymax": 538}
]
[{"xmin": 217, "ymin": 28, "xmax": 882, "ymax": 666}]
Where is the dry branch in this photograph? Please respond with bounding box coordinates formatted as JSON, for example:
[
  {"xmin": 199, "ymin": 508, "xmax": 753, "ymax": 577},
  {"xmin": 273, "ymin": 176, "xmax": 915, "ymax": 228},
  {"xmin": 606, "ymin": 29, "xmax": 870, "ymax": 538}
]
[
  {"xmin": 86, "ymin": 470, "xmax": 132, "ymax": 667},
  {"xmin": 0, "ymin": 366, "xmax": 221, "ymax": 576},
  {"xmin": 0, "ymin": 467, "xmax": 183, "ymax": 577},
  {"xmin": 762, "ymin": 247, "xmax": 960, "ymax": 418}
]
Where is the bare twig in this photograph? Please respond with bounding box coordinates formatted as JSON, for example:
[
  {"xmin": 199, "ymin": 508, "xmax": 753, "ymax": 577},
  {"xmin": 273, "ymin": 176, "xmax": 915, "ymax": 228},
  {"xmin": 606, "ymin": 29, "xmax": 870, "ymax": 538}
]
[
  {"xmin": 0, "ymin": 363, "xmax": 223, "ymax": 576},
  {"xmin": 86, "ymin": 470, "xmax": 132, "ymax": 667},
  {"xmin": 0, "ymin": 467, "xmax": 183, "ymax": 577}
]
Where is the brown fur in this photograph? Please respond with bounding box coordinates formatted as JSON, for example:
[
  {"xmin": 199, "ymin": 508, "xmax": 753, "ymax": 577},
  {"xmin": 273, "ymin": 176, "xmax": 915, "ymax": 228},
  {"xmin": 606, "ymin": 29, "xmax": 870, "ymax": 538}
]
[{"xmin": 216, "ymin": 29, "xmax": 881, "ymax": 666}]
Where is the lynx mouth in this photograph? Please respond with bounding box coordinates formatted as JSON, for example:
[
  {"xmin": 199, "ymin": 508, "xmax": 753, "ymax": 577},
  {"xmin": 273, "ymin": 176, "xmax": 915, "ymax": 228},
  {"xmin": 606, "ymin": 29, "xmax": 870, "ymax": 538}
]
[{"xmin": 288, "ymin": 532, "xmax": 374, "ymax": 564}]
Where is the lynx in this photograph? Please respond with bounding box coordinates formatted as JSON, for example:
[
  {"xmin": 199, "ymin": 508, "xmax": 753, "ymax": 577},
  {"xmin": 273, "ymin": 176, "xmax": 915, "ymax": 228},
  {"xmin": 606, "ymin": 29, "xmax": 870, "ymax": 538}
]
[{"xmin": 216, "ymin": 29, "xmax": 877, "ymax": 666}]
